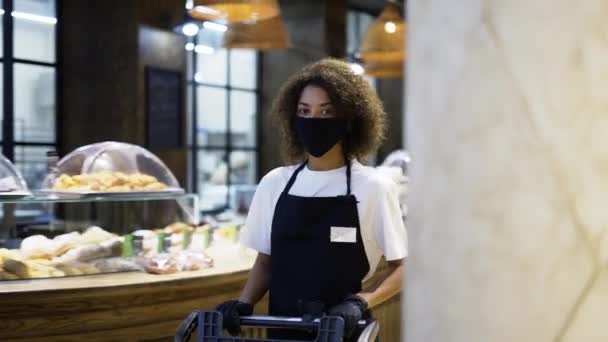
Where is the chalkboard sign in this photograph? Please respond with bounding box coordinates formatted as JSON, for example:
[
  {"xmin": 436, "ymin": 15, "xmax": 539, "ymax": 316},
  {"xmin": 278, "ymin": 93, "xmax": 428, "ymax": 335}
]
[{"xmin": 145, "ymin": 66, "xmax": 183, "ymax": 149}]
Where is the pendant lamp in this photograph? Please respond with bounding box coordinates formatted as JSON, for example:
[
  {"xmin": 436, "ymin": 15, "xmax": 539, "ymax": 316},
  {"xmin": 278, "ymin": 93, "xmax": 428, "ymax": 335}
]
[
  {"xmin": 223, "ymin": 15, "xmax": 289, "ymax": 50},
  {"xmin": 190, "ymin": 0, "xmax": 280, "ymax": 23},
  {"xmin": 358, "ymin": 1, "xmax": 405, "ymax": 78}
]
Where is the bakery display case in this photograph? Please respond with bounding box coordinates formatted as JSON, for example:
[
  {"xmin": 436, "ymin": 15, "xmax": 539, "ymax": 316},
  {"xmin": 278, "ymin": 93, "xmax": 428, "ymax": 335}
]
[
  {"xmin": 0, "ymin": 142, "xmax": 223, "ymax": 281},
  {"xmin": 0, "ymin": 141, "xmax": 254, "ymax": 279},
  {"xmin": 0, "ymin": 193, "xmax": 209, "ymax": 280},
  {"xmin": 42, "ymin": 141, "xmax": 182, "ymax": 195},
  {"xmin": 0, "ymin": 142, "xmax": 256, "ymax": 341}
]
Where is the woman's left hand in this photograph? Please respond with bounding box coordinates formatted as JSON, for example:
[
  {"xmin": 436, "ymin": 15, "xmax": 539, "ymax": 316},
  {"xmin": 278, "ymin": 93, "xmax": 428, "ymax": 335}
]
[{"xmin": 328, "ymin": 294, "xmax": 368, "ymax": 339}]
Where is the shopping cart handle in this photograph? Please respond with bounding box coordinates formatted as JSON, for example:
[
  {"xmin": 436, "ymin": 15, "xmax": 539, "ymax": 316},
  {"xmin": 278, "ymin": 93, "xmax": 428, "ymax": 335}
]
[
  {"xmin": 175, "ymin": 311, "xmax": 377, "ymax": 342},
  {"xmin": 174, "ymin": 310, "xmax": 198, "ymax": 342},
  {"xmin": 241, "ymin": 315, "xmax": 369, "ymax": 330}
]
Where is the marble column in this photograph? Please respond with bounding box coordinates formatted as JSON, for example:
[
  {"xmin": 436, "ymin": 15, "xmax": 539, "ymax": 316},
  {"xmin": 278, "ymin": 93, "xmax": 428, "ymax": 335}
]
[{"xmin": 404, "ymin": 0, "xmax": 608, "ymax": 341}]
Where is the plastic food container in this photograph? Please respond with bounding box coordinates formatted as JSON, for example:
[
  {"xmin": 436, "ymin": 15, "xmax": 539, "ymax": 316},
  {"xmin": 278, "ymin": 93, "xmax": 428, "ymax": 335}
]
[
  {"xmin": 0, "ymin": 153, "xmax": 31, "ymax": 199},
  {"xmin": 41, "ymin": 141, "xmax": 182, "ymax": 196}
]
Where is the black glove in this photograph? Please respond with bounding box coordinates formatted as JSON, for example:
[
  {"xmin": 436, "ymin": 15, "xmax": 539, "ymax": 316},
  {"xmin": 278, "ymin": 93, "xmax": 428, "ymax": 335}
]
[
  {"xmin": 328, "ymin": 294, "xmax": 368, "ymax": 339},
  {"xmin": 297, "ymin": 299, "xmax": 326, "ymax": 322},
  {"xmin": 215, "ymin": 300, "xmax": 253, "ymax": 335}
]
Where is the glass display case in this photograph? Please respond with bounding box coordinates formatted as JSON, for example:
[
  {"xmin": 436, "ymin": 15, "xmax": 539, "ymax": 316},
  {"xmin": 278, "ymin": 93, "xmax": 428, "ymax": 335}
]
[
  {"xmin": 0, "ymin": 153, "xmax": 31, "ymax": 198},
  {"xmin": 0, "ymin": 142, "xmax": 244, "ymax": 281},
  {"xmin": 41, "ymin": 141, "xmax": 182, "ymax": 194}
]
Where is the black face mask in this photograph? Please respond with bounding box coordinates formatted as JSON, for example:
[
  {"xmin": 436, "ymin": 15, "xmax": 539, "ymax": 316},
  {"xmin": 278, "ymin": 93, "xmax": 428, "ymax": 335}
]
[{"xmin": 295, "ymin": 117, "xmax": 347, "ymax": 158}]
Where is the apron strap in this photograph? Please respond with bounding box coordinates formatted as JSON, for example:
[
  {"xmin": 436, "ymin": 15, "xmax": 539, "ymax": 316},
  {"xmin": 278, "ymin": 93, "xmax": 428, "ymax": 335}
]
[
  {"xmin": 282, "ymin": 162, "xmax": 307, "ymax": 195},
  {"xmin": 282, "ymin": 159, "xmax": 353, "ymax": 195},
  {"xmin": 346, "ymin": 158, "xmax": 352, "ymax": 195}
]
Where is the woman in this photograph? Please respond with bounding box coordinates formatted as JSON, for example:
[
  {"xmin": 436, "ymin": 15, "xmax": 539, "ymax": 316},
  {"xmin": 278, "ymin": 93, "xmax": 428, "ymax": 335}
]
[{"xmin": 216, "ymin": 58, "xmax": 408, "ymax": 341}]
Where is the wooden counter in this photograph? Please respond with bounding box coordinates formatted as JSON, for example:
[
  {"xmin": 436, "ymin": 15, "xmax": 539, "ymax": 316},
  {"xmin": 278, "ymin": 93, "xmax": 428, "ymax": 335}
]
[{"xmin": 0, "ymin": 253, "xmax": 401, "ymax": 341}]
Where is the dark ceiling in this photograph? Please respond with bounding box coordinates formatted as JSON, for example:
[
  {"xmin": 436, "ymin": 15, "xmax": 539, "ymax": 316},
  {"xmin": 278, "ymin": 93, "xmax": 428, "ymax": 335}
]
[
  {"xmin": 348, "ymin": 0, "xmax": 385, "ymax": 15},
  {"xmin": 347, "ymin": 0, "xmax": 405, "ymax": 16}
]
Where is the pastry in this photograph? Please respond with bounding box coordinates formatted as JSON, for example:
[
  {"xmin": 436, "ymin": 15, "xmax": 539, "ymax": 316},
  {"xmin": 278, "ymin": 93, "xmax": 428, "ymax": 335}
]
[
  {"xmin": 163, "ymin": 222, "xmax": 192, "ymax": 234},
  {"xmin": 0, "ymin": 248, "xmax": 22, "ymax": 261},
  {"xmin": 3, "ymin": 259, "xmax": 28, "ymax": 278},
  {"xmin": 143, "ymin": 255, "xmax": 178, "ymax": 274},
  {"xmin": 55, "ymin": 261, "xmax": 100, "ymax": 275},
  {"xmin": 52, "ymin": 239, "xmax": 122, "ymax": 264},
  {"xmin": 23, "ymin": 261, "xmax": 65, "ymax": 278},
  {"xmin": 0, "ymin": 271, "xmax": 19, "ymax": 280},
  {"xmin": 79, "ymin": 226, "xmax": 117, "ymax": 245},
  {"xmin": 91, "ymin": 257, "xmax": 142, "ymax": 273},
  {"xmin": 52, "ymin": 171, "xmax": 168, "ymax": 192},
  {"xmin": 142, "ymin": 251, "xmax": 213, "ymax": 275},
  {"xmin": 20, "ymin": 235, "xmax": 56, "ymax": 259}
]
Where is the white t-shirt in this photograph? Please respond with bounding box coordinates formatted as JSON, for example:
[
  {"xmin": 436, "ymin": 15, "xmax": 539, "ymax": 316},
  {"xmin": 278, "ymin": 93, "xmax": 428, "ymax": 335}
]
[{"xmin": 240, "ymin": 160, "xmax": 408, "ymax": 279}]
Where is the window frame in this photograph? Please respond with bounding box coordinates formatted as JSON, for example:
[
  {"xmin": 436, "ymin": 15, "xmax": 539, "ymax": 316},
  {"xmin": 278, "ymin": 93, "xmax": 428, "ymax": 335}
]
[
  {"xmin": 187, "ymin": 34, "xmax": 261, "ymax": 211},
  {"xmin": 0, "ymin": 0, "xmax": 59, "ymax": 165}
]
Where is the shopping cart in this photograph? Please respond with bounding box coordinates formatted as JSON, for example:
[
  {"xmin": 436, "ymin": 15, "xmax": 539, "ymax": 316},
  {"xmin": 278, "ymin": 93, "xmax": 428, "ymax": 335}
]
[{"xmin": 174, "ymin": 310, "xmax": 379, "ymax": 342}]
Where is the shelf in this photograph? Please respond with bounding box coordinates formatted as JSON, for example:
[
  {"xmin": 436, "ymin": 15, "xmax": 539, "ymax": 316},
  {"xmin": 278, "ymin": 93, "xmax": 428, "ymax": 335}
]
[
  {"xmin": 0, "ymin": 192, "xmax": 198, "ymax": 204},
  {"xmin": 0, "ymin": 249, "xmax": 256, "ymax": 294}
]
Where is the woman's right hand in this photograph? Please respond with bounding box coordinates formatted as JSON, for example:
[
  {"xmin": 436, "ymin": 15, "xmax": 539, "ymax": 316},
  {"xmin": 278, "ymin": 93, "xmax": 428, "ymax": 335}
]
[{"xmin": 215, "ymin": 300, "xmax": 254, "ymax": 335}]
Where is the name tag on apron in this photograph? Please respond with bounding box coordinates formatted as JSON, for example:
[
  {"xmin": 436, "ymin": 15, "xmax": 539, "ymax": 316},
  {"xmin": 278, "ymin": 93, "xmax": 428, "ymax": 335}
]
[{"xmin": 330, "ymin": 227, "xmax": 357, "ymax": 243}]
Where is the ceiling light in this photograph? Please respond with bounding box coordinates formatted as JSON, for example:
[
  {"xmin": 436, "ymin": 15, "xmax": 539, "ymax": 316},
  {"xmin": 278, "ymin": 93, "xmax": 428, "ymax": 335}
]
[
  {"xmin": 185, "ymin": 43, "xmax": 195, "ymax": 51},
  {"xmin": 384, "ymin": 21, "xmax": 396, "ymax": 33},
  {"xmin": 11, "ymin": 11, "xmax": 57, "ymax": 24},
  {"xmin": 190, "ymin": 0, "xmax": 280, "ymax": 23},
  {"xmin": 182, "ymin": 22, "xmax": 200, "ymax": 36},
  {"xmin": 358, "ymin": 2, "xmax": 405, "ymax": 78},
  {"xmin": 223, "ymin": 15, "xmax": 289, "ymax": 50},
  {"xmin": 349, "ymin": 63, "xmax": 365, "ymax": 75}
]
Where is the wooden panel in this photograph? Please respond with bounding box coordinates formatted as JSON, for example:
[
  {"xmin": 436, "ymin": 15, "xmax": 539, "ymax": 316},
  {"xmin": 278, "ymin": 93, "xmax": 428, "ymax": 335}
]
[{"xmin": 60, "ymin": 0, "xmax": 140, "ymax": 154}]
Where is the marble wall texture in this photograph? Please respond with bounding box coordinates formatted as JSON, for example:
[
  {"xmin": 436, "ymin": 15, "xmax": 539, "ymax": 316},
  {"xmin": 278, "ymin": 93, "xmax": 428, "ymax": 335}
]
[{"xmin": 404, "ymin": 0, "xmax": 608, "ymax": 341}]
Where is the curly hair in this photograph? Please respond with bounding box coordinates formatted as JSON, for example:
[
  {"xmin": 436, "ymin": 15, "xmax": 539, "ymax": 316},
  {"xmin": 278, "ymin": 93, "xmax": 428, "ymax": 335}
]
[{"xmin": 271, "ymin": 58, "xmax": 387, "ymax": 163}]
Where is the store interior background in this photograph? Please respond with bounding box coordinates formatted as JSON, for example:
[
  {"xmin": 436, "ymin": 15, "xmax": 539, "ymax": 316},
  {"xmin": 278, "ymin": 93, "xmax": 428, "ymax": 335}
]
[{"xmin": 1, "ymin": 0, "xmax": 405, "ymax": 213}]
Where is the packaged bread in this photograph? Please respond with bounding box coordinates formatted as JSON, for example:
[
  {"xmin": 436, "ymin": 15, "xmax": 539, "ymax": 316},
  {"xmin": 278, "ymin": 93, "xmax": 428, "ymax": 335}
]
[
  {"xmin": 163, "ymin": 222, "xmax": 192, "ymax": 234},
  {"xmin": 20, "ymin": 235, "xmax": 57, "ymax": 259},
  {"xmin": 51, "ymin": 232, "xmax": 81, "ymax": 255},
  {"xmin": 21, "ymin": 232, "xmax": 81, "ymax": 260},
  {"xmin": 0, "ymin": 248, "xmax": 23, "ymax": 261},
  {"xmin": 143, "ymin": 255, "xmax": 178, "ymax": 275},
  {"xmin": 2, "ymin": 259, "xmax": 65, "ymax": 279},
  {"xmin": 3, "ymin": 259, "xmax": 28, "ymax": 278},
  {"xmin": 91, "ymin": 257, "xmax": 142, "ymax": 273},
  {"xmin": 0, "ymin": 271, "xmax": 19, "ymax": 280},
  {"xmin": 55, "ymin": 261, "xmax": 100, "ymax": 276},
  {"xmin": 24, "ymin": 261, "xmax": 65, "ymax": 278},
  {"xmin": 194, "ymin": 224, "xmax": 211, "ymax": 233},
  {"xmin": 52, "ymin": 238, "xmax": 122, "ymax": 264},
  {"xmin": 142, "ymin": 251, "xmax": 213, "ymax": 275},
  {"xmin": 79, "ymin": 226, "xmax": 117, "ymax": 245}
]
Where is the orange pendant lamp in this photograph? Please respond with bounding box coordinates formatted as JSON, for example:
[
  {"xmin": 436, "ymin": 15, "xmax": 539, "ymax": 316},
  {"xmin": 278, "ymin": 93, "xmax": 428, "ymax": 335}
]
[
  {"xmin": 190, "ymin": 0, "xmax": 280, "ymax": 23},
  {"xmin": 358, "ymin": 1, "xmax": 406, "ymax": 78},
  {"xmin": 223, "ymin": 15, "xmax": 289, "ymax": 50}
]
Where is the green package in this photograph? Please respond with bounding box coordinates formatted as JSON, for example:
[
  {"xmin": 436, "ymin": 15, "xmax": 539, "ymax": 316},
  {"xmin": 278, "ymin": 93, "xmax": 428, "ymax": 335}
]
[{"xmin": 122, "ymin": 234, "xmax": 134, "ymax": 257}]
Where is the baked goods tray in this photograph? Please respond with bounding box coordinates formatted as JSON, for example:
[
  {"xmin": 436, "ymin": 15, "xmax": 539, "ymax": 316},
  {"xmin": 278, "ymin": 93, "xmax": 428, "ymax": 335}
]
[
  {"xmin": 37, "ymin": 188, "xmax": 185, "ymax": 199},
  {"xmin": 0, "ymin": 191, "xmax": 32, "ymax": 200}
]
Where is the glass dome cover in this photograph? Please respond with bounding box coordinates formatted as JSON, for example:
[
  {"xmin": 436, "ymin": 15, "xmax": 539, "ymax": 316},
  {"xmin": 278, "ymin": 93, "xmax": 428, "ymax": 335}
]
[
  {"xmin": 0, "ymin": 153, "xmax": 29, "ymax": 193},
  {"xmin": 44, "ymin": 142, "xmax": 181, "ymax": 192}
]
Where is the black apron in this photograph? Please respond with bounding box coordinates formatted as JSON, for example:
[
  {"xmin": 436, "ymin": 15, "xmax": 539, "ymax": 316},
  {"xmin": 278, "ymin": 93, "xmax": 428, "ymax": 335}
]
[{"xmin": 268, "ymin": 160, "xmax": 370, "ymax": 340}]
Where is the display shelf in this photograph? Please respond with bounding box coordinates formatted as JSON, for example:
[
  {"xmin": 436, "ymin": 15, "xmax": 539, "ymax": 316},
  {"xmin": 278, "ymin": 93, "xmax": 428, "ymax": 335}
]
[
  {"xmin": 0, "ymin": 247, "xmax": 255, "ymax": 294},
  {"xmin": 0, "ymin": 191, "xmax": 197, "ymax": 204}
]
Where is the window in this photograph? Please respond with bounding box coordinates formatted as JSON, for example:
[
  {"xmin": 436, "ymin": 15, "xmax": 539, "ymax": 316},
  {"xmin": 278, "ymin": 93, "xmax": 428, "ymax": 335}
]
[
  {"xmin": 1, "ymin": 0, "xmax": 57, "ymax": 189},
  {"xmin": 186, "ymin": 32, "xmax": 259, "ymax": 212}
]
